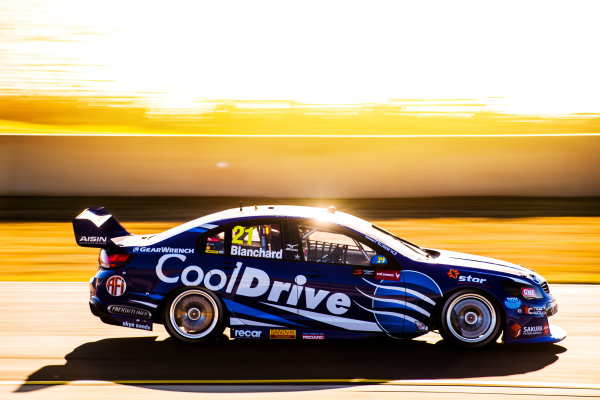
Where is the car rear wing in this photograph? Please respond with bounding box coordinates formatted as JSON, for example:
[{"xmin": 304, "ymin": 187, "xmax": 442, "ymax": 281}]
[{"xmin": 73, "ymin": 207, "xmax": 131, "ymax": 248}]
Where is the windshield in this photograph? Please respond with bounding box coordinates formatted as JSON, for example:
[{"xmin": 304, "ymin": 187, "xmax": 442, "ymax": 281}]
[{"xmin": 367, "ymin": 224, "xmax": 430, "ymax": 259}]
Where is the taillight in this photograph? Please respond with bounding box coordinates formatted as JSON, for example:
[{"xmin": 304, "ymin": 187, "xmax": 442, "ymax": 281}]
[{"xmin": 98, "ymin": 249, "xmax": 133, "ymax": 269}]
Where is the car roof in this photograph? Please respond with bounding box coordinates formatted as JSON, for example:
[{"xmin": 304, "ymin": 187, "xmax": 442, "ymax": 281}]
[{"xmin": 152, "ymin": 205, "xmax": 372, "ymax": 243}]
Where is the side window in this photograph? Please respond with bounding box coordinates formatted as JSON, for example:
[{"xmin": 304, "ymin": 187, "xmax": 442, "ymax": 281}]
[
  {"xmin": 230, "ymin": 224, "xmax": 283, "ymax": 260},
  {"xmin": 298, "ymin": 225, "xmax": 376, "ymax": 266},
  {"xmin": 205, "ymin": 231, "xmax": 225, "ymax": 255}
]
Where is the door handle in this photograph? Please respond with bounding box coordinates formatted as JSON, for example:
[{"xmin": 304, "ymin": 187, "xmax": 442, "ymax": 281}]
[{"xmin": 307, "ymin": 270, "xmax": 321, "ymax": 278}]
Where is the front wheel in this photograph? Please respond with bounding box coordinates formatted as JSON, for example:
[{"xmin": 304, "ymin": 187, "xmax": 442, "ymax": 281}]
[
  {"xmin": 163, "ymin": 288, "xmax": 224, "ymax": 344},
  {"xmin": 439, "ymin": 290, "xmax": 502, "ymax": 348}
]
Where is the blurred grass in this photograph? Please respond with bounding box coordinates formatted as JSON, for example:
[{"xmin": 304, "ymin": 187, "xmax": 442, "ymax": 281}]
[{"xmin": 1, "ymin": 218, "xmax": 598, "ymax": 283}]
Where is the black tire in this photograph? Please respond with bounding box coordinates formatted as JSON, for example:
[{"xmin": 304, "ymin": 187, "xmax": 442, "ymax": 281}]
[
  {"xmin": 439, "ymin": 290, "xmax": 502, "ymax": 348},
  {"xmin": 163, "ymin": 287, "xmax": 225, "ymax": 344}
]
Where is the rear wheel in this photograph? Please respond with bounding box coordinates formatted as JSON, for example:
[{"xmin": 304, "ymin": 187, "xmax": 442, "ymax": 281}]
[
  {"xmin": 163, "ymin": 288, "xmax": 224, "ymax": 344},
  {"xmin": 439, "ymin": 290, "xmax": 502, "ymax": 348}
]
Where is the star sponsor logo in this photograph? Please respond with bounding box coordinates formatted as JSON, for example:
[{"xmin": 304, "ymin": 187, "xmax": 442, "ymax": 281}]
[
  {"xmin": 270, "ymin": 329, "xmax": 296, "ymax": 339},
  {"xmin": 458, "ymin": 275, "xmax": 487, "ymax": 284},
  {"xmin": 447, "ymin": 269, "xmax": 459, "ymax": 279},
  {"xmin": 106, "ymin": 275, "xmax": 126, "ymax": 296},
  {"xmin": 375, "ymin": 270, "xmax": 401, "ymax": 281}
]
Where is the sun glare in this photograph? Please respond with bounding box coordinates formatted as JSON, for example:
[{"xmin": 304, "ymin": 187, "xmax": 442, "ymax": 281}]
[{"xmin": 2, "ymin": 0, "xmax": 599, "ymax": 114}]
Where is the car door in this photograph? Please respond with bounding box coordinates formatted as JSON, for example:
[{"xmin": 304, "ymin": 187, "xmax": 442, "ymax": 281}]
[
  {"xmin": 199, "ymin": 218, "xmax": 300, "ymax": 330},
  {"xmin": 284, "ymin": 219, "xmax": 406, "ymax": 337}
]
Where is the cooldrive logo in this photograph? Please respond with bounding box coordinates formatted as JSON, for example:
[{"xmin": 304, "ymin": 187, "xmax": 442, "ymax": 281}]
[
  {"xmin": 108, "ymin": 305, "xmax": 151, "ymax": 318},
  {"xmin": 79, "ymin": 236, "xmax": 107, "ymax": 244},
  {"xmin": 133, "ymin": 247, "xmax": 193, "ymax": 254},
  {"xmin": 155, "ymin": 255, "xmax": 351, "ymax": 315},
  {"xmin": 231, "ymin": 245, "xmax": 282, "ymax": 259}
]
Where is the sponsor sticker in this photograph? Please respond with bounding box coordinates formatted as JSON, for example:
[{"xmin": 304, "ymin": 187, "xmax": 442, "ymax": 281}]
[
  {"xmin": 371, "ymin": 255, "xmax": 387, "ymax": 264},
  {"xmin": 353, "ymin": 268, "xmax": 376, "ymax": 277},
  {"xmin": 107, "ymin": 305, "xmax": 151, "ymax": 318},
  {"xmin": 416, "ymin": 321, "xmax": 428, "ymax": 332},
  {"xmin": 543, "ymin": 323, "xmax": 550, "ymax": 335},
  {"xmin": 447, "ymin": 269, "xmax": 460, "ymax": 279},
  {"xmin": 79, "ymin": 236, "xmax": 107, "ymax": 244},
  {"xmin": 302, "ymin": 333, "xmax": 325, "ymax": 340},
  {"xmin": 113, "ymin": 315, "xmax": 152, "ymax": 331},
  {"xmin": 375, "ymin": 270, "xmax": 401, "ymax": 281},
  {"xmin": 231, "ymin": 244, "xmax": 283, "ymax": 259},
  {"xmin": 285, "ymin": 244, "xmax": 299, "ymax": 252},
  {"xmin": 510, "ymin": 323, "xmax": 522, "ymax": 338},
  {"xmin": 233, "ymin": 329, "xmax": 262, "ymax": 339},
  {"xmin": 122, "ymin": 320, "xmax": 152, "ymax": 331},
  {"xmin": 504, "ymin": 297, "xmax": 522, "ymax": 310},
  {"xmin": 521, "ymin": 287, "xmax": 536, "ymax": 298},
  {"xmin": 270, "ymin": 329, "xmax": 296, "ymax": 339},
  {"xmin": 458, "ymin": 275, "xmax": 487, "ymax": 284},
  {"xmin": 106, "ymin": 275, "xmax": 126, "ymax": 296},
  {"xmin": 155, "ymin": 257, "xmax": 352, "ymax": 316},
  {"xmin": 522, "ymin": 325, "xmax": 543, "ymax": 336},
  {"xmin": 133, "ymin": 246, "xmax": 193, "ymax": 254},
  {"xmin": 524, "ymin": 305, "xmax": 545, "ymax": 316}
]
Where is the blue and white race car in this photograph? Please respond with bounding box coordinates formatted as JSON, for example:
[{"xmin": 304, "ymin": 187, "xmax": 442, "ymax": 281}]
[{"xmin": 73, "ymin": 205, "xmax": 565, "ymax": 348}]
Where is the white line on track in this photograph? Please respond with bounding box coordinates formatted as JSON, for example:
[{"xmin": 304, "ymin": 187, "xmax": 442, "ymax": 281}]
[
  {"xmin": 1, "ymin": 379, "xmax": 599, "ymax": 390},
  {"xmin": 2, "ymin": 133, "xmax": 600, "ymax": 138}
]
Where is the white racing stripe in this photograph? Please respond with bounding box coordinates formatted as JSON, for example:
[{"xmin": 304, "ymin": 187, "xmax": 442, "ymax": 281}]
[
  {"xmin": 229, "ymin": 317, "xmax": 282, "ymax": 327},
  {"xmin": 261, "ymin": 302, "xmax": 383, "ymax": 332},
  {"xmin": 355, "ymin": 287, "xmax": 430, "ymax": 317},
  {"xmin": 353, "ymin": 301, "xmax": 421, "ymax": 325},
  {"xmin": 362, "ymin": 279, "xmax": 436, "ymax": 306},
  {"xmin": 2, "ymin": 379, "xmax": 600, "ymax": 389}
]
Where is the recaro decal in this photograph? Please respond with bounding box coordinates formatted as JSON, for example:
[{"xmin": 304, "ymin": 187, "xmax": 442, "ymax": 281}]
[{"xmin": 155, "ymin": 254, "xmax": 351, "ymax": 315}]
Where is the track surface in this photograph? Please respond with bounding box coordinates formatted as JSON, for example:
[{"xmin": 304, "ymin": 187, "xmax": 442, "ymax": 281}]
[{"xmin": 1, "ymin": 283, "xmax": 599, "ymax": 399}]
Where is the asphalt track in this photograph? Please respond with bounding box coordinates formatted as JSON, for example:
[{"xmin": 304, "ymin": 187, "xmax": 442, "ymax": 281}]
[{"xmin": 1, "ymin": 283, "xmax": 599, "ymax": 399}]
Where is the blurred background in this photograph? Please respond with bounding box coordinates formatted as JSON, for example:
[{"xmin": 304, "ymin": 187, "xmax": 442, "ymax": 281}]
[{"xmin": 1, "ymin": 0, "xmax": 599, "ymax": 282}]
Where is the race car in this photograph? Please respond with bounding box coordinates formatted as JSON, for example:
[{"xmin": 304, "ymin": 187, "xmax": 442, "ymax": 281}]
[{"xmin": 73, "ymin": 205, "xmax": 566, "ymax": 348}]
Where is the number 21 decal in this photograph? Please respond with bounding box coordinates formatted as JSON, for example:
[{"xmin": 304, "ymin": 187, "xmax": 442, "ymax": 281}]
[{"xmin": 232, "ymin": 226, "xmax": 254, "ymax": 245}]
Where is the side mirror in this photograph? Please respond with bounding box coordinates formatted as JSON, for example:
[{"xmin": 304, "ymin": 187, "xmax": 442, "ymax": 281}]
[{"xmin": 370, "ymin": 255, "xmax": 387, "ymax": 265}]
